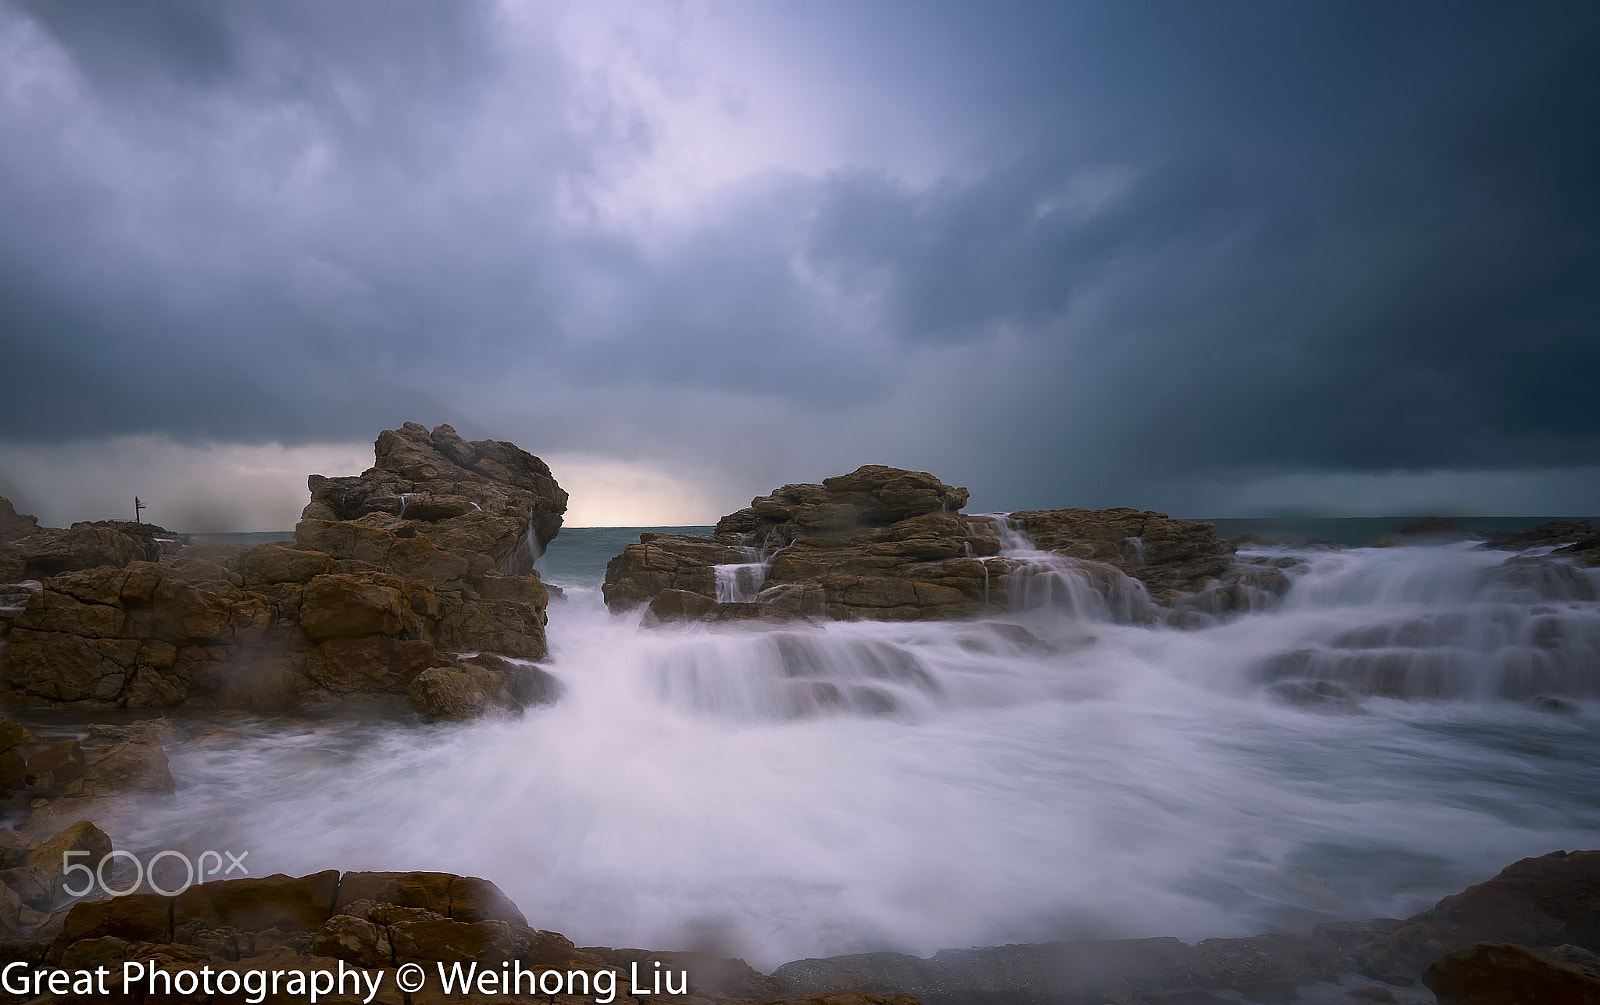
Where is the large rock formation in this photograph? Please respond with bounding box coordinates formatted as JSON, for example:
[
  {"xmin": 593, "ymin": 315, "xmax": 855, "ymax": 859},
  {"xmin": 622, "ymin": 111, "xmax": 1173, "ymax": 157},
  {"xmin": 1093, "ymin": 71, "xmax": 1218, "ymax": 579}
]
[
  {"xmin": 0, "ymin": 423, "xmax": 566, "ymax": 714},
  {"xmin": 603, "ymin": 466, "xmax": 1249, "ymax": 624}
]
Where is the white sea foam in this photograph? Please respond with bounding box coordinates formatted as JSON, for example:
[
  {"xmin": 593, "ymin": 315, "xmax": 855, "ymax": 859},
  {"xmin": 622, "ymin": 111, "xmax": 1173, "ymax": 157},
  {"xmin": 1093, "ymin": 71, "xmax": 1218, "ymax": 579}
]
[{"xmin": 127, "ymin": 534, "xmax": 1600, "ymax": 969}]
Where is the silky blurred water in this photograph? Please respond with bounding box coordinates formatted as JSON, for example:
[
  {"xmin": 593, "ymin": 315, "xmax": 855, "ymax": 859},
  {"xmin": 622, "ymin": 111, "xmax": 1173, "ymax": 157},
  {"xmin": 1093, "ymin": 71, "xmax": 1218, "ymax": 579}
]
[{"xmin": 115, "ymin": 528, "xmax": 1600, "ymax": 970}]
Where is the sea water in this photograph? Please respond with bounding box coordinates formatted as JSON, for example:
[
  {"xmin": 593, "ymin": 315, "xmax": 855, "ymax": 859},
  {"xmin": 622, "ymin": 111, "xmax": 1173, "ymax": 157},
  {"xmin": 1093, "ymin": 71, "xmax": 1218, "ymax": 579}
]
[{"xmin": 120, "ymin": 523, "xmax": 1600, "ymax": 970}]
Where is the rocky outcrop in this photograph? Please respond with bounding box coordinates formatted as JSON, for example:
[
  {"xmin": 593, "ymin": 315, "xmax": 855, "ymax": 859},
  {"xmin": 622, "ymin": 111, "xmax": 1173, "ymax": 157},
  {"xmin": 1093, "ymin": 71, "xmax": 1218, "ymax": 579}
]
[
  {"xmin": 1003, "ymin": 507, "xmax": 1235, "ymax": 602},
  {"xmin": 0, "ymin": 866, "xmax": 856, "ymax": 1005},
  {"xmin": 1484, "ymin": 519, "xmax": 1595, "ymax": 551},
  {"xmin": 1424, "ymin": 942, "xmax": 1600, "ymax": 1004},
  {"xmin": 0, "ymin": 424, "xmax": 566, "ymax": 716},
  {"xmin": 604, "ymin": 466, "xmax": 1244, "ymax": 625},
  {"xmin": 1363, "ymin": 849, "xmax": 1600, "ymax": 979},
  {"xmin": 0, "ymin": 495, "xmax": 184, "ymax": 584},
  {"xmin": 2, "ymin": 848, "xmax": 1596, "ymax": 1004}
]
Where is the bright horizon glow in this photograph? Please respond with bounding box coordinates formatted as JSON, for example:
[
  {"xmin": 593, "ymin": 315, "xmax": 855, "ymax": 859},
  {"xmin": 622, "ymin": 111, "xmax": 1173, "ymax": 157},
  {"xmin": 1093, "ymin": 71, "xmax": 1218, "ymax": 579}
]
[{"xmin": 1, "ymin": 436, "xmax": 1596, "ymax": 532}]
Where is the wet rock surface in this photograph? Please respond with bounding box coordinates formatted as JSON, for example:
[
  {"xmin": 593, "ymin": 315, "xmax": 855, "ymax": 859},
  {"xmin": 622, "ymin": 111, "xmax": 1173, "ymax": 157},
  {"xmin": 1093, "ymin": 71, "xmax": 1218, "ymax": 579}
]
[
  {"xmin": 604, "ymin": 466, "xmax": 1248, "ymax": 626},
  {"xmin": 0, "ymin": 846, "xmax": 1592, "ymax": 1004},
  {"xmin": 0, "ymin": 423, "xmax": 566, "ymax": 717}
]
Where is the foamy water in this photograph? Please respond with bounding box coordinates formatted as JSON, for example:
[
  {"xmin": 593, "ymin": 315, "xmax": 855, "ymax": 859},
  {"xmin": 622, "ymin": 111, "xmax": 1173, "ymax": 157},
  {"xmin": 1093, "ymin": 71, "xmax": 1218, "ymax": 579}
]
[{"xmin": 125, "ymin": 534, "xmax": 1600, "ymax": 970}]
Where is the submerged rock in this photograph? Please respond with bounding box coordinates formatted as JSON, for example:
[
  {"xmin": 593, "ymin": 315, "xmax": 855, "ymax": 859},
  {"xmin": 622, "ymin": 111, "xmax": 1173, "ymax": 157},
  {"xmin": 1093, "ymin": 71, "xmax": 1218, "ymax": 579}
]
[{"xmin": 0, "ymin": 423, "xmax": 567, "ymax": 718}]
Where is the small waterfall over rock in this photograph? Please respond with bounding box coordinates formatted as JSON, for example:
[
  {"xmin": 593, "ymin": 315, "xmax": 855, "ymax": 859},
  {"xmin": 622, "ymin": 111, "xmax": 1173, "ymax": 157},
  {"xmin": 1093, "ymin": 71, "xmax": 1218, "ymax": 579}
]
[
  {"xmin": 1250, "ymin": 542, "xmax": 1600, "ymax": 702},
  {"xmin": 714, "ymin": 547, "xmax": 772, "ymax": 603},
  {"xmin": 972, "ymin": 513, "xmax": 1159, "ymax": 622}
]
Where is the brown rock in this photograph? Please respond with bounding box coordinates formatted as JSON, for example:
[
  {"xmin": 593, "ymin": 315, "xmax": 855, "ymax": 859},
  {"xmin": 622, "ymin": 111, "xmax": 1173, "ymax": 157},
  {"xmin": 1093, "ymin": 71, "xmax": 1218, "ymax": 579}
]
[
  {"xmin": 333, "ymin": 872, "xmax": 526, "ymax": 927},
  {"xmin": 24, "ymin": 820, "xmax": 112, "ymax": 902},
  {"xmin": 0, "ymin": 864, "xmax": 58, "ymax": 910},
  {"xmin": 336, "ymin": 872, "xmax": 456, "ymax": 917},
  {"xmin": 389, "ymin": 917, "xmax": 515, "ymax": 965},
  {"xmin": 75, "ymin": 740, "xmax": 175, "ymax": 796},
  {"xmin": 172, "ymin": 870, "xmax": 340, "ymax": 933},
  {"xmin": 25, "ymin": 739, "xmax": 84, "ymax": 792},
  {"xmin": 234, "ymin": 545, "xmax": 335, "ymax": 586},
  {"xmin": 0, "ymin": 716, "xmax": 41, "ymax": 752},
  {"xmin": 0, "ymin": 749, "xmax": 25, "ymax": 796},
  {"xmin": 299, "ymin": 573, "xmax": 414, "ymax": 640},
  {"xmin": 0, "ymin": 496, "xmax": 40, "ymax": 541},
  {"xmin": 305, "ymin": 637, "xmax": 436, "ymax": 694},
  {"xmin": 526, "ymin": 929, "xmax": 605, "ymax": 966},
  {"xmin": 0, "ymin": 880, "xmax": 23, "ymax": 936},
  {"xmin": 60, "ymin": 894, "xmax": 171, "ymax": 943},
  {"xmin": 310, "ymin": 914, "xmax": 392, "ymax": 968},
  {"xmin": 0, "ymin": 830, "xmax": 39, "ymax": 869},
  {"xmin": 407, "ymin": 666, "xmax": 515, "ymax": 720},
  {"xmin": 1424, "ymin": 941, "xmax": 1600, "ymax": 1004},
  {"xmin": 1375, "ymin": 850, "xmax": 1600, "ymax": 975}
]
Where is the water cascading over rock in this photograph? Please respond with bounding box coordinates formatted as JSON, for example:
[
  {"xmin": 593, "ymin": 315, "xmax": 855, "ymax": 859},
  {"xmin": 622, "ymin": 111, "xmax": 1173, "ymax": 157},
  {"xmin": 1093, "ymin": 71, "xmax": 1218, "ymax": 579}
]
[{"xmin": 601, "ymin": 465, "xmax": 1254, "ymax": 625}]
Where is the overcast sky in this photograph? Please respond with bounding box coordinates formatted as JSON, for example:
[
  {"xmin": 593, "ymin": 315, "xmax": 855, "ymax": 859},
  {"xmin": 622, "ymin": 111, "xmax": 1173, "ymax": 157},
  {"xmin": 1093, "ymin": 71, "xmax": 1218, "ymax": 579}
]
[{"xmin": 1, "ymin": 1, "xmax": 1597, "ymax": 528}]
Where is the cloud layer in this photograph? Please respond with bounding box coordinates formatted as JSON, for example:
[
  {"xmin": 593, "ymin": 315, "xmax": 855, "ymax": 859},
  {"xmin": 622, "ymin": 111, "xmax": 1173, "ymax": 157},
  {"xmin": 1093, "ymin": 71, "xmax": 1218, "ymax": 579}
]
[{"xmin": 2, "ymin": 1, "xmax": 1597, "ymax": 524}]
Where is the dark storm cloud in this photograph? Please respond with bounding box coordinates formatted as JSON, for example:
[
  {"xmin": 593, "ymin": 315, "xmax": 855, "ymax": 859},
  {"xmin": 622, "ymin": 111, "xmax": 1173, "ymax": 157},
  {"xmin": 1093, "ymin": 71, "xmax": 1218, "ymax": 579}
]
[{"xmin": 0, "ymin": 0, "xmax": 1597, "ymax": 514}]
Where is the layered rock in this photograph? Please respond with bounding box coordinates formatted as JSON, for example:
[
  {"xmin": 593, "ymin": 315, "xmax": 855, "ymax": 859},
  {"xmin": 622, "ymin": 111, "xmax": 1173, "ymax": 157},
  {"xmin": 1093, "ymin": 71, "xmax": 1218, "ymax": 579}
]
[
  {"xmin": 0, "ymin": 423, "xmax": 566, "ymax": 715},
  {"xmin": 604, "ymin": 466, "xmax": 1245, "ymax": 624}
]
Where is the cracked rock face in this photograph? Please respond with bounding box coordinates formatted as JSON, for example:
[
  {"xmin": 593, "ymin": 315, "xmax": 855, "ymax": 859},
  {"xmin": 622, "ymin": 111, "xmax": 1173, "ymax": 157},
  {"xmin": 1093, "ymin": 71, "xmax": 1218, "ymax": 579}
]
[{"xmin": 0, "ymin": 423, "xmax": 566, "ymax": 715}]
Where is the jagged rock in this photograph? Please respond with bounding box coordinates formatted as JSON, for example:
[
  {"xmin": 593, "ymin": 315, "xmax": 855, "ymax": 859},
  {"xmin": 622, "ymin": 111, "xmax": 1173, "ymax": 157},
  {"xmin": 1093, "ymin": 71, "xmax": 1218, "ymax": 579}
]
[
  {"xmin": 606, "ymin": 467, "xmax": 1239, "ymax": 625},
  {"xmin": 310, "ymin": 914, "xmax": 391, "ymax": 968},
  {"xmin": 0, "ymin": 424, "xmax": 564, "ymax": 718},
  {"xmin": 299, "ymin": 421, "xmax": 566, "ymax": 569}
]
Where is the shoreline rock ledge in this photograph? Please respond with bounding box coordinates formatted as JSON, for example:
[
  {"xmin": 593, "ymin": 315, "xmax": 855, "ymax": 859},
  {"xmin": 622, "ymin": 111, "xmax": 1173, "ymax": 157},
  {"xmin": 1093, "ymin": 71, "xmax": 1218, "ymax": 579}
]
[
  {"xmin": 602, "ymin": 466, "xmax": 1275, "ymax": 625},
  {"xmin": 0, "ymin": 423, "xmax": 567, "ymax": 718}
]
